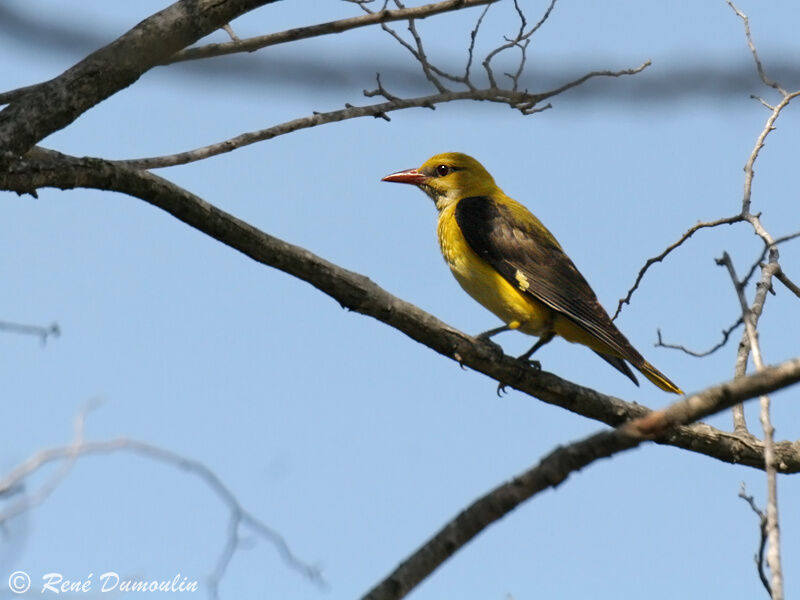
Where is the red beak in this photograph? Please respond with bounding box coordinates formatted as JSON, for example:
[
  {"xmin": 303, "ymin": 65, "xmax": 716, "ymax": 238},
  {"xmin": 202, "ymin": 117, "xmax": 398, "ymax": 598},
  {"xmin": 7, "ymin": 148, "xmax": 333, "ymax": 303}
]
[{"xmin": 381, "ymin": 168, "xmax": 428, "ymax": 185}]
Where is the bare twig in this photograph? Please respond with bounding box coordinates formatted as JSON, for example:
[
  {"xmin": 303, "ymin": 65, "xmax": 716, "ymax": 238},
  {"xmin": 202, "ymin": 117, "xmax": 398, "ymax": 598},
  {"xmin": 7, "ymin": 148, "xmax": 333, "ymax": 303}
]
[
  {"xmin": 462, "ymin": 4, "xmax": 493, "ymax": 89},
  {"xmin": 369, "ymin": 0, "xmax": 603, "ymax": 115},
  {"xmin": 482, "ymin": 0, "xmax": 558, "ymax": 89},
  {"xmin": 774, "ymin": 267, "xmax": 800, "ymax": 299},
  {"xmin": 357, "ymin": 0, "xmax": 450, "ymax": 93},
  {"xmin": 655, "ymin": 319, "xmax": 743, "ymax": 358},
  {"xmin": 739, "ymin": 484, "xmax": 772, "ymax": 598},
  {"xmin": 725, "ymin": 1, "xmax": 784, "ymax": 94},
  {"xmin": 0, "ymin": 320, "xmax": 60, "ymax": 344},
  {"xmin": 221, "ymin": 24, "xmax": 240, "ymax": 42},
  {"xmin": 612, "ymin": 214, "xmax": 743, "ymax": 321},
  {"xmin": 392, "ymin": 0, "xmax": 449, "ymax": 93}
]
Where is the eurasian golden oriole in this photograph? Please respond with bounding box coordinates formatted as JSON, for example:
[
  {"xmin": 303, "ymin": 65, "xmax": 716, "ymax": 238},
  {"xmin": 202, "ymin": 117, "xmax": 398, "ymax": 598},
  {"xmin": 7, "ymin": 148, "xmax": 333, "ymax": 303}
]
[{"xmin": 382, "ymin": 152, "xmax": 682, "ymax": 394}]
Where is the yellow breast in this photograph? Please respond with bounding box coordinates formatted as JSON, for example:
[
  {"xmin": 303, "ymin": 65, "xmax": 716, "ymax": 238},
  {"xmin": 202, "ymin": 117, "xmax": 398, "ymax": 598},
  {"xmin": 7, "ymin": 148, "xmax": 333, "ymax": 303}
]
[{"xmin": 436, "ymin": 202, "xmax": 552, "ymax": 336}]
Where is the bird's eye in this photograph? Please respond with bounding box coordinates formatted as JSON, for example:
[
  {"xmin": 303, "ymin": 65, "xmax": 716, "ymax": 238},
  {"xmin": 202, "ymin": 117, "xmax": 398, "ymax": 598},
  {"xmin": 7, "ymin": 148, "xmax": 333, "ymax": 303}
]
[{"xmin": 435, "ymin": 164, "xmax": 450, "ymax": 177}]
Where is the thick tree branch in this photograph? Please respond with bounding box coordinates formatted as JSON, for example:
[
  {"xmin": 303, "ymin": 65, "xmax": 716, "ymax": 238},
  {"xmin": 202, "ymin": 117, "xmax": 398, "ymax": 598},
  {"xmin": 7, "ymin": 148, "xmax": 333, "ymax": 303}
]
[
  {"xmin": 361, "ymin": 361, "xmax": 800, "ymax": 600},
  {"xmin": 0, "ymin": 0, "xmax": 280, "ymax": 163},
  {"xmin": 3, "ymin": 150, "xmax": 800, "ymax": 474}
]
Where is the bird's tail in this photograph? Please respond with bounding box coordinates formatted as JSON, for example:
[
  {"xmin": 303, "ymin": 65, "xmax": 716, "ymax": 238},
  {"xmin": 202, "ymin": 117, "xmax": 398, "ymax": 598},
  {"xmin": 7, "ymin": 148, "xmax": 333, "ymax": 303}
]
[
  {"xmin": 638, "ymin": 360, "xmax": 683, "ymax": 394},
  {"xmin": 593, "ymin": 351, "xmax": 639, "ymax": 387}
]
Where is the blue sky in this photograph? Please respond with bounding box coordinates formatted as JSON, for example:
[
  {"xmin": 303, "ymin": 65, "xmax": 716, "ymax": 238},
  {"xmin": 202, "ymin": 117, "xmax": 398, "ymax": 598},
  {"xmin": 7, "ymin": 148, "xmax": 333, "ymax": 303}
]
[{"xmin": 2, "ymin": 1, "xmax": 800, "ymax": 598}]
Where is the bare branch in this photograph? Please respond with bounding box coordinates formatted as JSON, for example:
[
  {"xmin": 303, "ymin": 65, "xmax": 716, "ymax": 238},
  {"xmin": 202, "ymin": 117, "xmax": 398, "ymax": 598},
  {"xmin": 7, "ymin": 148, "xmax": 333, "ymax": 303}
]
[
  {"xmin": 614, "ymin": 6, "xmax": 800, "ymax": 326},
  {"xmin": 0, "ymin": 0, "xmax": 498, "ymax": 107},
  {"xmin": 0, "ymin": 400, "xmax": 98, "ymax": 523},
  {"xmin": 113, "ymin": 63, "xmax": 650, "ymax": 169},
  {"xmin": 0, "ymin": 0, "xmax": 281, "ymax": 165},
  {"xmin": 462, "ymin": 3, "xmax": 493, "ymax": 89},
  {"xmin": 775, "ymin": 267, "xmax": 800, "ymax": 299},
  {"xmin": 370, "ymin": 0, "xmax": 609, "ymax": 115},
  {"xmin": 168, "ymin": 0, "xmax": 497, "ymax": 65},
  {"xmin": 482, "ymin": 0, "xmax": 558, "ymax": 89},
  {"xmin": 521, "ymin": 0, "xmax": 558, "ymax": 38},
  {"xmin": 719, "ymin": 248, "xmax": 783, "ymax": 600},
  {"xmin": 4, "ymin": 149, "xmax": 800, "ymax": 476},
  {"xmin": 390, "ymin": 0, "xmax": 449, "ymax": 93},
  {"xmin": 612, "ymin": 214, "xmax": 743, "ymax": 321},
  {"xmin": 613, "ymin": 1, "xmax": 800, "ymax": 457},
  {"xmin": 721, "ymin": 6, "xmax": 800, "ymax": 590},
  {"xmin": 740, "ymin": 230, "xmax": 800, "ymax": 290},
  {"xmin": 0, "ymin": 410, "xmax": 323, "ymax": 591},
  {"xmin": 221, "ymin": 24, "xmax": 240, "ymax": 42},
  {"xmin": 714, "ymin": 3, "xmax": 800, "ymax": 452},
  {"xmin": 725, "ymin": 0, "xmax": 784, "ymax": 94},
  {"xmin": 353, "ymin": 0, "xmax": 451, "ymax": 93},
  {"xmin": 1, "ymin": 0, "xmax": 647, "ymax": 173},
  {"xmin": 519, "ymin": 61, "xmax": 651, "ymax": 112},
  {"xmin": 0, "ymin": 320, "xmax": 60, "ymax": 344},
  {"xmin": 361, "ymin": 361, "xmax": 800, "ymax": 600},
  {"xmin": 739, "ymin": 484, "xmax": 772, "ymax": 598},
  {"xmin": 655, "ymin": 319, "xmax": 743, "ymax": 358},
  {"xmin": 111, "ymin": 90, "xmax": 503, "ymax": 168},
  {"xmin": 740, "ymin": 92, "xmax": 800, "ymax": 219}
]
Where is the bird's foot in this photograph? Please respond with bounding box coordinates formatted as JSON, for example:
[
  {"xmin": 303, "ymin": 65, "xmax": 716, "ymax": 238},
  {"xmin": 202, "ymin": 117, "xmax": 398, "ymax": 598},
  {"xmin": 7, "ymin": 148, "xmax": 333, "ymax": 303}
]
[
  {"xmin": 497, "ymin": 359, "xmax": 541, "ymax": 396},
  {"xmin": 519, "ymin": 357, "xmax": 542, "ymax": 371}
]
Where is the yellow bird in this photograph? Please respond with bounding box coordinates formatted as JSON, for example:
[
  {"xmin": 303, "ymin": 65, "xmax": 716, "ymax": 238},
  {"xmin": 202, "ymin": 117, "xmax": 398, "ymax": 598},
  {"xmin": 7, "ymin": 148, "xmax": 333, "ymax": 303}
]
[{"xmin": 382, "ymin": 152, "xmax": 682, "ymax": 394}]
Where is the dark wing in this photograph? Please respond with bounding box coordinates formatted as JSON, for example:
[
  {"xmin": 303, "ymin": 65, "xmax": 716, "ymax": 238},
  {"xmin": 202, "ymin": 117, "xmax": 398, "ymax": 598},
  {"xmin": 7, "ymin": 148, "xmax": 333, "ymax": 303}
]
[{"xmin": 455, "ymin": 195, "xmax": 645, "ymax": 367}]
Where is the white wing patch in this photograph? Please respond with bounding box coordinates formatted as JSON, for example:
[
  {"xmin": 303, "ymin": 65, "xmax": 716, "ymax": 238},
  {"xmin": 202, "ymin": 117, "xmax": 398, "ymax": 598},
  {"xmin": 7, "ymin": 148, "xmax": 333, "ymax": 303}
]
[{"xmin": 515, "ymin": 269, "xmax": 530, "ymax": 291}]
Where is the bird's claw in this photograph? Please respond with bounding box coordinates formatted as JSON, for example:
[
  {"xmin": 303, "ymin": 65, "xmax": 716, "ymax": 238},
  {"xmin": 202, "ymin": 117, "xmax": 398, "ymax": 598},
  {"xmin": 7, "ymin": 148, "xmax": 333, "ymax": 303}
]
[{"xmin": 515, "ymin": 354, "xmax": 541, "ymax": 371}]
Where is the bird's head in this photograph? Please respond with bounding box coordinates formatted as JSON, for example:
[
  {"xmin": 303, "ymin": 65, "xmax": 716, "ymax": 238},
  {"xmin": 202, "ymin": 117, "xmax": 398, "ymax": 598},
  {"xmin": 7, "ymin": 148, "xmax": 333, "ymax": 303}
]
[{"xmin": 382, "ymin": 152, "xmax": 498, "ymax": 211}]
